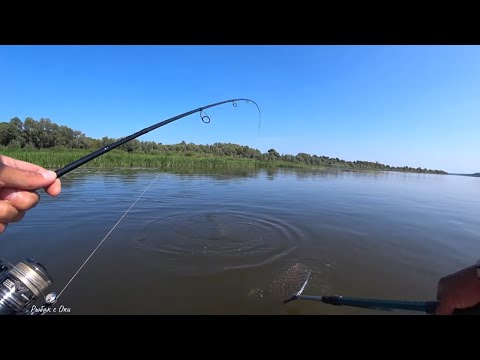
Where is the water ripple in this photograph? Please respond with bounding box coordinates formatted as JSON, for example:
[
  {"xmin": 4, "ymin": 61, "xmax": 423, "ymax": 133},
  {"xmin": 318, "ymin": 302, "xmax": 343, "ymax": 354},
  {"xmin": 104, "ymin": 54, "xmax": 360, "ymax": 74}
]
[{"xmin": 131, "ymin": 210, "xmax": 303, "ymax": 275}]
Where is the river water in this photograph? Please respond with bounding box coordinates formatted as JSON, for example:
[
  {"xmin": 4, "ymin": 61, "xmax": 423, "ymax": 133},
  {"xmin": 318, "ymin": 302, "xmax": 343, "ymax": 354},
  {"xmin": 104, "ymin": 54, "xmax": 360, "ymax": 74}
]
[{"xmin": 2, "ymin": 168, "xmax": 479, "ymax": 315}]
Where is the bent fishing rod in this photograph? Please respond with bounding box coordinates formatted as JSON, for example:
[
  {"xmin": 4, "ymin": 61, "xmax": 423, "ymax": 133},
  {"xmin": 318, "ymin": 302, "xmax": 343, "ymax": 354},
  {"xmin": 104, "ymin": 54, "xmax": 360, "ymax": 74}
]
[
  {"xmin": 55, "ymin": 98, "xmax": 261, "ymax": 178},
  {"xmin": 0, "ymin": 98, "xmax": 261, "ymax": 315}
]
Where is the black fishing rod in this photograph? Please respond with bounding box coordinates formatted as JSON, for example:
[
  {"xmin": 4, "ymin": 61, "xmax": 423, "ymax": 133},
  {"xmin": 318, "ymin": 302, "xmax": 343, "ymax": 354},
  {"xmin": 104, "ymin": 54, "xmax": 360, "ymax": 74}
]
[
  {"xmin": 55, "ymin": 98, "xmax": 261, "ymax": 178},
  {"xmin": 0, "ymin": 98, "xmax": 260, "ymax": 315}
]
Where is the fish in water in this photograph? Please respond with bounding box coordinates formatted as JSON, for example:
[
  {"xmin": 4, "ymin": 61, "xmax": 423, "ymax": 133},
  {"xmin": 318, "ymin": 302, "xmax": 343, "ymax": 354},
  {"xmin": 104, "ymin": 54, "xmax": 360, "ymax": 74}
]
[{"xmin": 269, "ymin": 262, "xmax": 311, "ymax": 298}]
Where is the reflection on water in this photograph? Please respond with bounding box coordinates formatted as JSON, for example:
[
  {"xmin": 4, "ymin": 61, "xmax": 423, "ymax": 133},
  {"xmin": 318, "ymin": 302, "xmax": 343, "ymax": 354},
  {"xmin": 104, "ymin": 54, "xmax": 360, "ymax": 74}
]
[{"xmin": 1, "ymin": 167, "xmax": 479, "ymax": 315}]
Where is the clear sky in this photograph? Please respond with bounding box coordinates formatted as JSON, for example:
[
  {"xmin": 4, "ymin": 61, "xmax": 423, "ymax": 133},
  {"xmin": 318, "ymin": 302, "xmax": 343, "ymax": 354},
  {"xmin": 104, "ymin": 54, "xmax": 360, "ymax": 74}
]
[{"xmin": 1, "ymin": 45, "xmax": 479, "ymax": 173}]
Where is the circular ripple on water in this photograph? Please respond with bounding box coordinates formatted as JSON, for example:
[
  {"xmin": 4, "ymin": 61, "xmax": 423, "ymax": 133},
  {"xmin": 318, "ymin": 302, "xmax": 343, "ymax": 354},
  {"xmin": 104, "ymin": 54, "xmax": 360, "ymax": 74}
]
[{"xmin": 131, "ymin": 210, "xmax": 303, "ymax": 275}]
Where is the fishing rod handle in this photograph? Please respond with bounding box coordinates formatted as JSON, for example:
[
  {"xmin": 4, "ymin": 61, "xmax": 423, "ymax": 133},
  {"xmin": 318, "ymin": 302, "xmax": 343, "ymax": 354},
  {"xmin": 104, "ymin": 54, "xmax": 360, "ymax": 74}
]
[
  {"xmin": 425, "ymin": 301, "xmax": 480, "ymax": 315},
  {"xmin": 322, "ymin": 296, "xmax": 480, "ymax": 315},
  {"xmin": 322, "ymin": 296, "xmax": 429, "ymax": 312}
]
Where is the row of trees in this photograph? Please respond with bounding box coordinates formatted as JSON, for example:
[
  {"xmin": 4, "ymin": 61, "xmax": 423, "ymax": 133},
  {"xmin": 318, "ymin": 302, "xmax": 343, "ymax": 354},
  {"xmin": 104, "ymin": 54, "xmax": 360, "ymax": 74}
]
[{"xmin": 0, "ymin": 117, "xmax": 447, "ymax": 174}]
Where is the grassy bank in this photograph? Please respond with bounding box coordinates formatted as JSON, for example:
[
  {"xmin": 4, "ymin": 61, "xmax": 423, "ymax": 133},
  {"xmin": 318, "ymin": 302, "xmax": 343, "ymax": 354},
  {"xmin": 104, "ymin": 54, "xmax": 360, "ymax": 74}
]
[
  {"xmin": 1, "ymin": 149, "xmax": 448, "ymax": 175},
  {"xmin": 1, "ymin": 149, "xmax": 338, "ymax": 171}
]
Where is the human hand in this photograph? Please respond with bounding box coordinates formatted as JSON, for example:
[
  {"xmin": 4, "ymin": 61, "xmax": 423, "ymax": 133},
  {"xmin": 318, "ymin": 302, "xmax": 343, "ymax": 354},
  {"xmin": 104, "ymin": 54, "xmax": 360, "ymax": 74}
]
[
  {"xmin": 0, "ymin": 155, "xmax": 61, "ymax": 234},
  {"xmin": 436, "ymin": 264, "xmax": 480, "ymax": 315}
]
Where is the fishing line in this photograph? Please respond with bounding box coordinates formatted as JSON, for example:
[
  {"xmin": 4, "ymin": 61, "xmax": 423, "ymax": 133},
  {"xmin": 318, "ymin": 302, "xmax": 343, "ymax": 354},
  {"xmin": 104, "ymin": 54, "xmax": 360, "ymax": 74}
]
[
  {"xmin": 56, "ymin": 153, "xmax": 179, "ymax": 300},
  {"xmin": 54, "ymin": 99, "xmax": 260, "ymax": 301}
]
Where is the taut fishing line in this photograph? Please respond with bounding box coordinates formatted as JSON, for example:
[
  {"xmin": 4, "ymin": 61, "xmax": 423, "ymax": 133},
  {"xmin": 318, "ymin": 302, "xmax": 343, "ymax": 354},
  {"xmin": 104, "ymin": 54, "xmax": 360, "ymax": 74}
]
[
  {"xmin": 56, "ymin": 99, "xmax": 260, "ymax": 301},
  {"xmin": 56, "ymin": 155, "xmax": 178, "ymax": 301},
  {"xmin": 0, "ymin": 99, "xmax": 261, "ymax": 315}
]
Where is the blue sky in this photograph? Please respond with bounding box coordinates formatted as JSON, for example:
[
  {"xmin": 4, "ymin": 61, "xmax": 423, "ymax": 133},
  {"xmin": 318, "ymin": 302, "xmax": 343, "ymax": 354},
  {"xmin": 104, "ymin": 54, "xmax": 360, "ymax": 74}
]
[{"xmin": 1, "ymin": 45, "xmax": 479, "ymax": 173}]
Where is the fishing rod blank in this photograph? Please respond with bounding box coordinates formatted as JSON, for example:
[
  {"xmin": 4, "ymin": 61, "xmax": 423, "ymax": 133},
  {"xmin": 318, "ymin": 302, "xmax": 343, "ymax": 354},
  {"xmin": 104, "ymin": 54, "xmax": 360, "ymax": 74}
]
[
  {"xmin": 284, "ymin": 293, "xmax": 441, "ymax": 314},
  {"xmin": 285, "ymin": 293, "xmax": 480, "ymax": 315},
  {"xmin": 55, "ymin": 98, "xmax": 261, "ymax": 178}
]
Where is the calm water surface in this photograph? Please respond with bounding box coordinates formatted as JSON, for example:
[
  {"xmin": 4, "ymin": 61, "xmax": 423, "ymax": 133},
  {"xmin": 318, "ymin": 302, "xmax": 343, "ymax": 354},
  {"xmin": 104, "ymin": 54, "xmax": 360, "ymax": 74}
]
[{"xmin": 2, "ymin": 168, "xmax": 480, "ymax": 315}]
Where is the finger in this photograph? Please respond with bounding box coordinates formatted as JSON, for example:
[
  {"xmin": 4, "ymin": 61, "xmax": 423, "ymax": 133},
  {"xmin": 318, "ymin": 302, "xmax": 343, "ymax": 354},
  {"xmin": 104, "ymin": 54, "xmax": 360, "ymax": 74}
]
[
  {"xmin": 44, "ymin": 179, "xmax": 62, "ymax": 197},
  {"xmin": 0, "ymin": 202, "xmax": 25, "ymax": 223},
  {"xmin": 0, "ymin": 188, "xmax": 40, "ymax": 211},
  {"xmin": 0, "ymin": 223, "xmax": 7, "ymax": 235},
  {"xmin": 0, "ymin": 156, "xmax": 61, "ymax": 197},
  {"xmin": 0, "ymin": 163, "xmax": 57, "ymax": 190},
  {"xmin": 0, "ymin": 155, "xmax": 48, "ymax": 173}
]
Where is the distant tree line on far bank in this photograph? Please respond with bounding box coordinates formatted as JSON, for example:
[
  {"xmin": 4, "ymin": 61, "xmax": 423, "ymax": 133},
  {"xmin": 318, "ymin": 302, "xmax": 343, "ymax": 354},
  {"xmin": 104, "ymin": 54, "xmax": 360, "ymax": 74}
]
[{"xmin": 0, "ymin": 117, "xmax": 448, "ymax": 174}]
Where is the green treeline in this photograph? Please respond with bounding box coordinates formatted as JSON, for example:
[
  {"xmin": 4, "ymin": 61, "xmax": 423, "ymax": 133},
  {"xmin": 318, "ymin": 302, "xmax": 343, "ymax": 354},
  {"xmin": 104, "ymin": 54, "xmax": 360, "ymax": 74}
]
[{"xmin": 0, "ymin": 117, "xmax": 447, "ymax": 174}]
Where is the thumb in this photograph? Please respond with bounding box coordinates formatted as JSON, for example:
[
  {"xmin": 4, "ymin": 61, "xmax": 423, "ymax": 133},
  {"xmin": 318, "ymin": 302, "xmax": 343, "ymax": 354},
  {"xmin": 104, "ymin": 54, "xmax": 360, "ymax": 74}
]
[{"xmin": 0, "ymin": 165, "xmax": 57, "ymax": 190}]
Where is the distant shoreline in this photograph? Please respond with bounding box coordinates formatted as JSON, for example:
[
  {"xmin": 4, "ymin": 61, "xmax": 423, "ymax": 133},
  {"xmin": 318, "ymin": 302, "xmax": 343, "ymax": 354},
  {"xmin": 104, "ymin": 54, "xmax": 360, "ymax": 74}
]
[
  {"xmin": 448, "ymin": 173, "xmax": 480, "ymax": 177},
  {"xmin": 1, "ymin": 117, "xmax": 449, "ymax": 175},
  {"xmin": 1, "ymin": 148, "xmax": 450, "ymax": 175}
]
